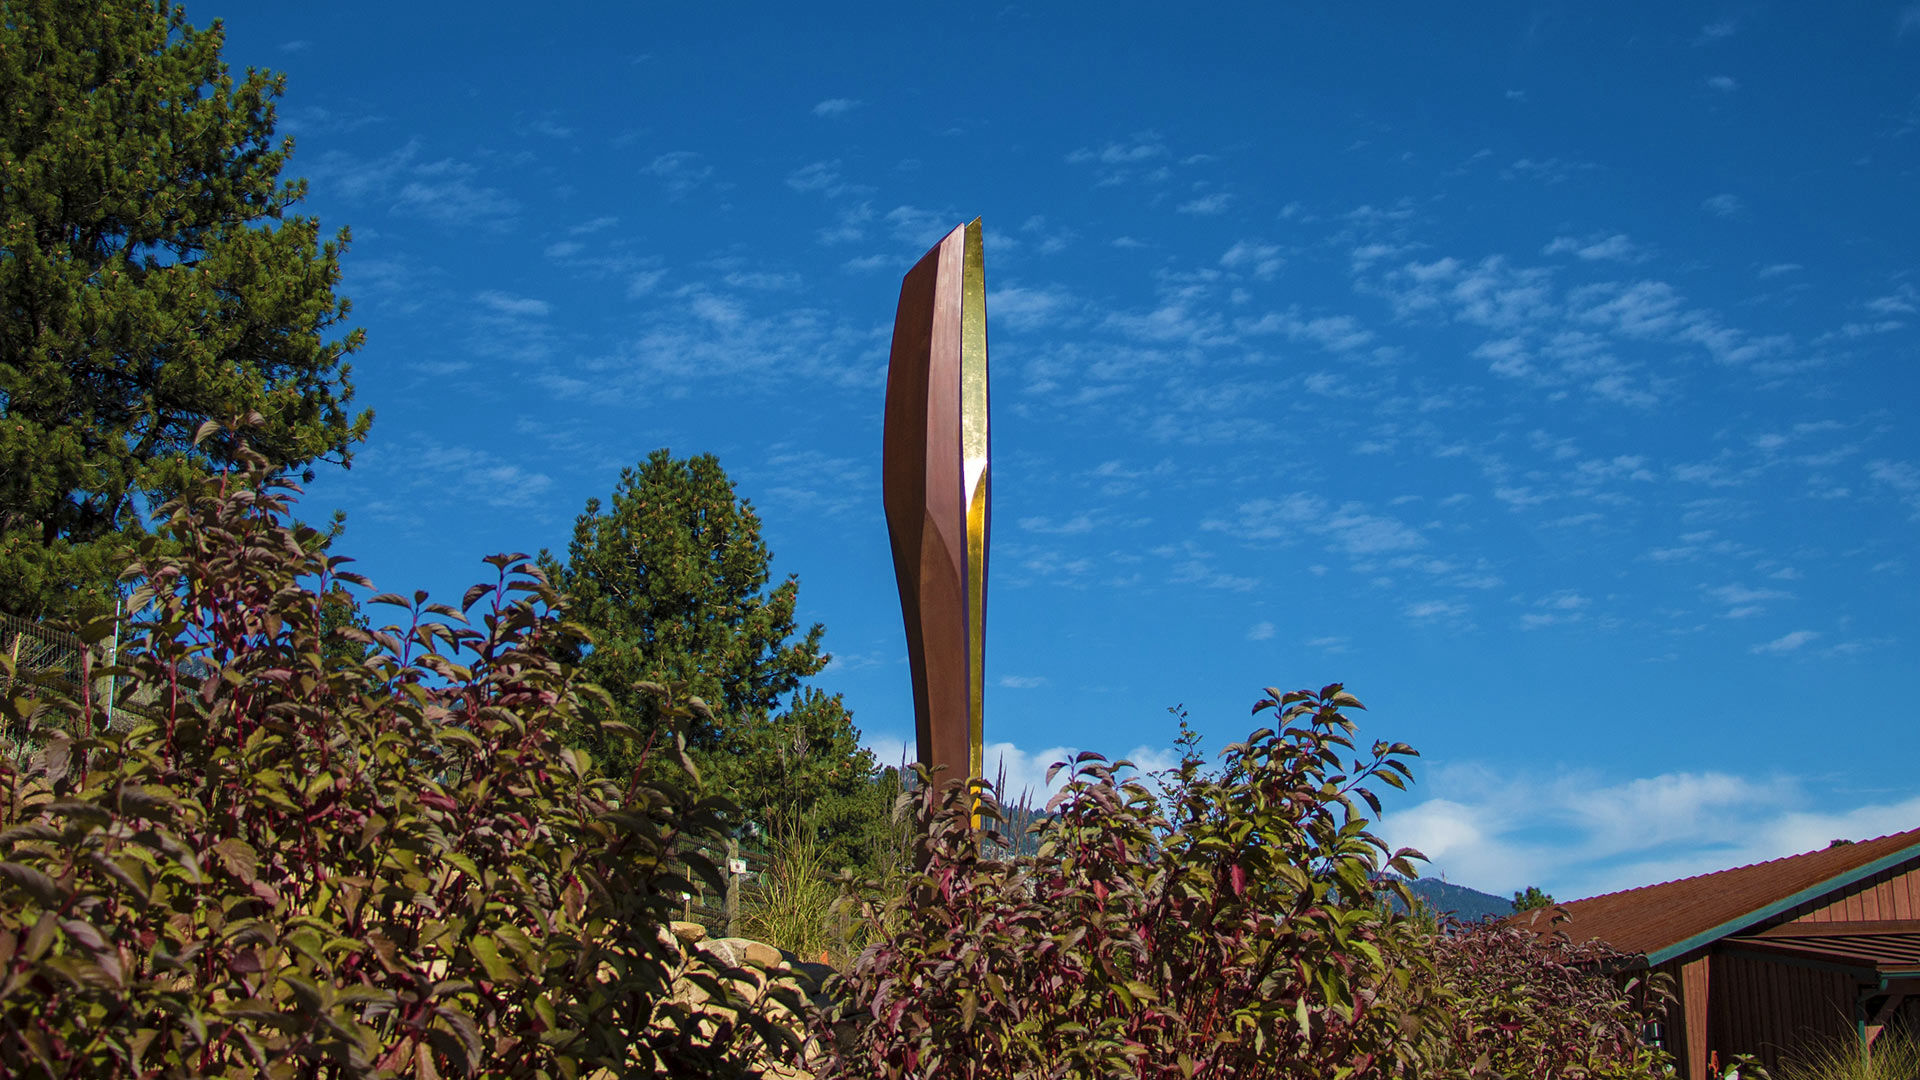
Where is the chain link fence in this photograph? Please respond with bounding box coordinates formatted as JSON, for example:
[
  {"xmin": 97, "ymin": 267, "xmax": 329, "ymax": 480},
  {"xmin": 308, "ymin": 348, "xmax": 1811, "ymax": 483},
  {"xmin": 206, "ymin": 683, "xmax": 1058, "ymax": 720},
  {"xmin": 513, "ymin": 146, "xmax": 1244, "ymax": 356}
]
[
  {"xmin": 675, "ymin": 835, "xmax": 770, "ymax": 938},
  {"xmin": 1, "ymin": 611, "xmax": 86, "ymax": 693},
  {"xmin": 0, "ymin": 609, "xmax": 149, "ymax": 733}
]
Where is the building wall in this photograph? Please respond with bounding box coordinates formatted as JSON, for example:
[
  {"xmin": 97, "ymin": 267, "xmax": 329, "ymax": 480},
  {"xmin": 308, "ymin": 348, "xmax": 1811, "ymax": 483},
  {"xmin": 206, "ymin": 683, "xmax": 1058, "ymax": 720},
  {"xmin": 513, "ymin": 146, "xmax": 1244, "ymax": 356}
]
[
  {"xmin": 1643, "ymin": 861, "xmax": 1920, "ymax": 1077},
  {"xmin": 1653, "ymin": 954, "xmax": 1711, "ymax": 1079},
  {"xmin": 1656, "ymin": 948, "xmax": 1861, "ymax": 1078},
  {"xmin": 1708, "ymin": 950, "xmax": 1857, "ymax": 1074}
]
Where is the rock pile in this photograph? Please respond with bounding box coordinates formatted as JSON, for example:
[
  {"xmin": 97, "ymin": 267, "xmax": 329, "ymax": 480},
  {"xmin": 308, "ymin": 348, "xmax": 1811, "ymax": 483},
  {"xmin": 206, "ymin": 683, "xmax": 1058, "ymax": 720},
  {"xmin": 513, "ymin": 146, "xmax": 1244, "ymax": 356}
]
[{"xmin": 653, "ymin": 921, "xmax": 833, "ymax": 1078}]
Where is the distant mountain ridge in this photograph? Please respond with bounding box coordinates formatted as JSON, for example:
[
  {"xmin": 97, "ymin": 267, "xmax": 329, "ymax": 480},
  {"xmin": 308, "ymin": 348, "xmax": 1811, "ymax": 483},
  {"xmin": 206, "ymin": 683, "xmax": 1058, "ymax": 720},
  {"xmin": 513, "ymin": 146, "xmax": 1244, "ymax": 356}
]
[{"xmin": 1394, "ymin": 876, "xmax": 1514, "ymax": 923}]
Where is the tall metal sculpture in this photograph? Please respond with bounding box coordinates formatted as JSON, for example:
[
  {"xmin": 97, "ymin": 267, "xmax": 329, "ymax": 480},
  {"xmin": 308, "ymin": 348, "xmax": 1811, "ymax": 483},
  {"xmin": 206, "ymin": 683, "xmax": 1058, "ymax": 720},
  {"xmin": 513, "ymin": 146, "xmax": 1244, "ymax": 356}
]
[{"xmin": 882, "ymin": 219, "xmax": 988, "ymax": 789}]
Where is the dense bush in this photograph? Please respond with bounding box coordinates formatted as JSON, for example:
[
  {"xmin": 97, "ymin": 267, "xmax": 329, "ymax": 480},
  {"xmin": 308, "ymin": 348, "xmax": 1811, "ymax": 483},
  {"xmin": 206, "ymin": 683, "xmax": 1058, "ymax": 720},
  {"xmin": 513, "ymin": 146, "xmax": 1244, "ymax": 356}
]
[
  {"xmin": 806, "ymin": 691, "xmax": 1681, "ymax": 1079},
  {"xmin": 814, "ymin": 686, "xmax": 1453, "ymax": 1078},
  {"xmin": 0, "ymin": 433, "xmax": 1681, "ymax": 1079},
  {"xmin": 1429, "ymin": 916, "xmax": 1673, "ymax": 1079},
  {"xmin": 0, "ymin": 436, "xmax": 787, "ymax": 1077}
]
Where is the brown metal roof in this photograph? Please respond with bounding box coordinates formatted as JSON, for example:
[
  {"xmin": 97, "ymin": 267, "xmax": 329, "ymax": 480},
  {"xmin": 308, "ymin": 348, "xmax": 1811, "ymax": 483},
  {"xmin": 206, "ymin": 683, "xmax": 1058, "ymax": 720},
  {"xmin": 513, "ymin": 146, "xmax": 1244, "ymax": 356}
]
[
  {"xmin": 1726, "ymin": 930, "xmax": 1920, "ymax": 976},
  {"xmin": 1541, "ymin": 828, "xmax": 1920, "ymax": 963}
]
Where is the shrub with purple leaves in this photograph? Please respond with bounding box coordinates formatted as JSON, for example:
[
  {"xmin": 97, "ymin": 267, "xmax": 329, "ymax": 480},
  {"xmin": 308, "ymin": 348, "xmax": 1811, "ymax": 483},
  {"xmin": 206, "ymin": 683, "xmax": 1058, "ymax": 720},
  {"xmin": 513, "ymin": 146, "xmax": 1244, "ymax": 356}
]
[
  {"xmin": 1431, "ymin": 917, "xmax": 1674, "ymax": 1079},
  {"xmin": 0, "ymin": 433, "xmax": 789, "ymax": 1077},
  {"xmin": 815, "ymin": 686, "xmax": 1453, "ymax": 1078}
]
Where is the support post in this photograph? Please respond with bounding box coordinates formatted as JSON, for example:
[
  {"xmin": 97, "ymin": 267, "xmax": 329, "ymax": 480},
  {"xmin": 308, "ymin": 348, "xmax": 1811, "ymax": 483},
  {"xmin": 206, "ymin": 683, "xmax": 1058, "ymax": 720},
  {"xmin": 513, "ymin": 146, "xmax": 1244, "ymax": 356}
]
[{"xmin": 724, "ymin": 836, "xmax": 741, "ymax": 939}]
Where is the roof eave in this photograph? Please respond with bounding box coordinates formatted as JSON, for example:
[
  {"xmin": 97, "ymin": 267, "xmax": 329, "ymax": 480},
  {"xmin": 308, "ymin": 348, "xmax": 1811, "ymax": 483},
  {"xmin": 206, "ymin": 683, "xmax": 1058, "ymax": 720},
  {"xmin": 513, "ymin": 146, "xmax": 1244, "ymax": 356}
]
[{"xmin": 1646, "ymin": 842, "xmax": 1920, "ymax": 967}]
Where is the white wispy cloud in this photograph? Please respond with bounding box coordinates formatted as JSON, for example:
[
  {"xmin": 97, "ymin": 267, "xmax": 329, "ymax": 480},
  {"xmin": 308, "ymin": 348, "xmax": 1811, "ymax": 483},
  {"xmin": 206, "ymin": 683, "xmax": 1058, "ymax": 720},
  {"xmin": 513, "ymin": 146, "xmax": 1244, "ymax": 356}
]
[
  {"xmin": 279, "ymin": 104, "xmax": 384, "ymax": 136},
  {"xmin": 533, "ymin": 276, "xmax": 883, "ymax": 401},
  {"xmin": 1751, "ymin": 630, "xmax": 1818, "ymax": 654},
  {"xmin": 1542, "ymin": 233, "xmax": 1642, "ymax": 262},
  {"xmin": 1404, "ymin": 599, "xmax": 1469, "ymax": 620},
  {"xmin": 859, "ymin": 733, "xmax": 1179, "ymax": 807},
  {"xmin": 1373, "ymin": 255, "xmax": 1555, "ymax": 330},
  {"xmin": 1220, "ymin": 240, "xmax": 1285, "ymax": 278},
  {"xmin": 1238, "ymin": 309, "xmax": 1375, "ymax": 352},
  {"xmin": 644, "ymin": 151, "xmax": 713, "ymax": 196},
  {"xmin": 884, "ymin": 204, "xmax": 960, "ymax": 249},
  {"xmin": 626, "ymin": 268, "xmax": 666, "ymax": 297},
  {"xmin": 818, "ymin": 202, "xmax": 874, "ymax": 245},
  {"xmin": 1177, "ymin": 192, "xmax": 1233, "ymax": 216},
  {"xmin": 1502, "ymin": 157, "xmax": 1595, "ymax": 184},
  {"xmin": 313, "ymin": 139, "xmax": 523, "ymax": 229},
  {"xmin": 1703, "ymin": 582, "xmax": 1792, "ymax": 618},
  {"xmin": 1351, "ymin": 233, "xmax": 1792, "ymax": 409},
  {"xmin": 1381, "ymin": 761, "xmax": 1920, "ymax": 899},
  {"xmin": 1168, "ymin": 550, "xmax": 1261, "ymax": 592},
  {"xmin": 1066, "ymin": 134, "xmax": 1168, "ymax": 166},
  {"xmin": 811, "ymin": 98, "xmax": 861, "ymax": 117},
  {"xmin": 1019, "ymin": 215, "xmax": 1077, "ymax": 254},
  {"xmin": 1869, "ymin": 458, "xmax": 1920, "ymax": 515},
  {"xmin": 396, "ymin": 439, "xmax": 556, "ymax": 510},
  {"xmin": 1206, "ymin": 494, "xmax": 1427, "ymax": 558},
  {"xmin": 1019, "ymin": 513, "xmax": 1098, "ymax": 535},
  {"xmin": 1702, "ymin": 192, "xmax": 1746, "ymax": 218},
  {"xmin": 515, "ymin": 114, "xmax": 574, "ymax": 139},
  {"xmin": 1102, "ymin": 302, "xmax": 1230, "ymax": 348},
  {"xmin": 1065, "ymin": 133, "xmax": 1173, "ymax": 187},
  {"xmin": 989, "ymin": 284, "xmax": 1077, "ymax": 332},
  {"xmin": 475, "ymin": 291, "xmax": 551, "ymax": 318},
  {"xmin": 1866, "ymin": 284, "xmax": 1918, "ymax": 316},
  {"xmin": 786, "ymin": 160, "xmax": 848, "ymax": 194},
  {"xmin": 743, "ymin": 445, "xmax": 871, "ymax": 518}
]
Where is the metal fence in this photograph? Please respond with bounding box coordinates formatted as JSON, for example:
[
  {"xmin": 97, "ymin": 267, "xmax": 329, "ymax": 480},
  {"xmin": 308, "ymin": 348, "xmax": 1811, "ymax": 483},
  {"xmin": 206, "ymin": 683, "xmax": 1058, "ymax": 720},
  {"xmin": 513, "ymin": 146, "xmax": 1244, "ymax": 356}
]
[
  {"xmin": 675, "ymin": 835, "xmax": 771, "ymax": 938},
  {"xmin": 0, "ymin": 608, "xmax": 156, "ymax": 732},
  {"xmin": 1, "ymin": 610, "xmax": 91, "ymax": 702}
]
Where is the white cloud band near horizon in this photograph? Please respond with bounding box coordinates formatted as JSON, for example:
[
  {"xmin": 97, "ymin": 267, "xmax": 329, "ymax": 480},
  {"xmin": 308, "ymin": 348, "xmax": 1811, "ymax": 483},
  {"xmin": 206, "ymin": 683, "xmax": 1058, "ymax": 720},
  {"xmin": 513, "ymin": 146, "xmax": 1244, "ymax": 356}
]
[
  {"xmin": 1381, "ymin": 763, "xmax": 1920, "ymax": 901},
  {"xmin": 862, "ymin": 733, "xmax": 1181, "ymax": 809},
  {"xmin": 861, "ymin": 733, "xmax": 1920, "ymax": 904}
]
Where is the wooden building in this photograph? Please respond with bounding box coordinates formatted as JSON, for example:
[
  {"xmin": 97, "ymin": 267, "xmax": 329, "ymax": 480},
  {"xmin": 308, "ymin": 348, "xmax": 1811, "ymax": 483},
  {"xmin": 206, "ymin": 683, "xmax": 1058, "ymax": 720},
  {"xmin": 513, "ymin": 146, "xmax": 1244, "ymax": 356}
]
[{"xmin": 1547, "ymin": 827, "xmax": 1920, "ymax": 1077}]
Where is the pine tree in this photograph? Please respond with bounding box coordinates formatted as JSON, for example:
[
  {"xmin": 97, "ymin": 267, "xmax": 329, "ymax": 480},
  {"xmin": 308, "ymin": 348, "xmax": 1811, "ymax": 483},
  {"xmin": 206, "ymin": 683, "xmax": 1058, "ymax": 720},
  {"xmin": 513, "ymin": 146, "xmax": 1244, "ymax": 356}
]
[
  {"xmin": 1511, "ymin": 885, "xmax": 1556, "ymax": 912},
  {"xmin": 540, "ymin": 449, "xmax": 885, "ymax": 869},
  {"xmin": 0, "ymin": 0, "xmax": 371, "ymax": 617}
]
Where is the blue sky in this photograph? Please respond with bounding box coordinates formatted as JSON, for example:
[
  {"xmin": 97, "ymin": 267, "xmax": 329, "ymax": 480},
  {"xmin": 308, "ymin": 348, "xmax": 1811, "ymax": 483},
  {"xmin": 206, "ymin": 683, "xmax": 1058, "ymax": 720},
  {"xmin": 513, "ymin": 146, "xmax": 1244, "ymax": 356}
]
[{"xmin": 214, "ymin": 3, "xmax": 1919, "ymax": 900}]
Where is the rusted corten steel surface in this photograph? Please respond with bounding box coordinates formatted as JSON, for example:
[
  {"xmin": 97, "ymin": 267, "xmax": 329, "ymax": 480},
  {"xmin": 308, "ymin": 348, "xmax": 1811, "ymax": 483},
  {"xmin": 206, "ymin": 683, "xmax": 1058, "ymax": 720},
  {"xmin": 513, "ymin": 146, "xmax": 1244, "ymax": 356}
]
[
  {"xmin": 1544, "ymin": 826, "xmax": 1920, "ymax": 958},
  {"xmin": 882, "ymin": 219, "xmax": 988, "ymax": 786}
]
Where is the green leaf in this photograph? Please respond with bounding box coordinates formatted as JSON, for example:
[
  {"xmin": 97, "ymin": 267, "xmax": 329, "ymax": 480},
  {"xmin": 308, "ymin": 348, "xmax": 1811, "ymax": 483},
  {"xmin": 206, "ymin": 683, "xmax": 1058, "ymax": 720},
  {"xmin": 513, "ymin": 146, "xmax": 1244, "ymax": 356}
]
[
  {"xmin": 469, "ymin": 936, "xmax": 518, "ymax": 984},
  {"xmin": 0, "ymin": 862, "xmax": 63, "ymax": 907},
  {"xmin": 212, "ymin": 838, "xmax": 260, "ymax": 884}
]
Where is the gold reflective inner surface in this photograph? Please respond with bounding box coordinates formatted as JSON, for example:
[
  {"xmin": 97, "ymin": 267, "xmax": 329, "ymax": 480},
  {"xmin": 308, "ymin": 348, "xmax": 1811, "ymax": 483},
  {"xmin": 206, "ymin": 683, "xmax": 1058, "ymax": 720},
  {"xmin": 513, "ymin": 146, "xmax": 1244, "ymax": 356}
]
[{"xmin": 961, "ymin": 218, "xmax": 988, "ymax": 786}]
